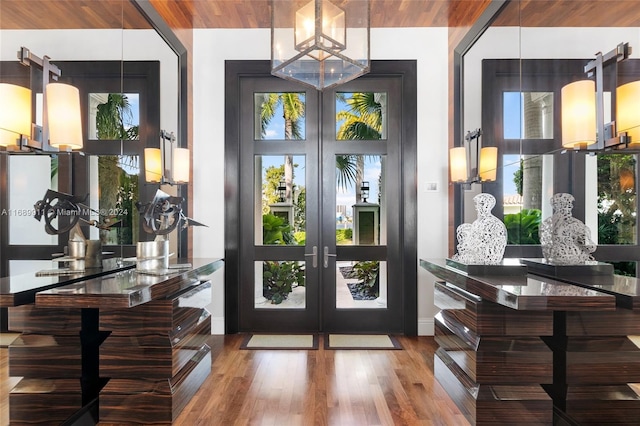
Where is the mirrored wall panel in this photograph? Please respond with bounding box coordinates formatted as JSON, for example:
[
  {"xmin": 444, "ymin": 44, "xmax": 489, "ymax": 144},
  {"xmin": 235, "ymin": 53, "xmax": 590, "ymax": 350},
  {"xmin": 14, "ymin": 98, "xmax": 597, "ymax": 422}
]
[{"xmin": 88, "ymin": 93, "xmax": 140, "ymax": 140}]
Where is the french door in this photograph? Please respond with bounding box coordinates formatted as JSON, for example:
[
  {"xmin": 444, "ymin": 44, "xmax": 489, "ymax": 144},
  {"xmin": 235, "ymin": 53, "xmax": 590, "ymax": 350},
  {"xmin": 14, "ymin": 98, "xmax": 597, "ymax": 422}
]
[{"xmin": 225, "ymin": 61, "xmax": 417, "ymax": 334}]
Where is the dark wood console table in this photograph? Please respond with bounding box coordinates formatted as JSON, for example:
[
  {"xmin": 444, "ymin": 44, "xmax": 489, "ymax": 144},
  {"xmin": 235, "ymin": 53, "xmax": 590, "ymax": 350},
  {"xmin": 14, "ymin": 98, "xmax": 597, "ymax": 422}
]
[
  {"xmin": 6, "ymin": 258, "xmax": 223, "ymax": 425},
  {"xmin": 421, "ymin": 258, "xmax": 640, "ymax": 425}
]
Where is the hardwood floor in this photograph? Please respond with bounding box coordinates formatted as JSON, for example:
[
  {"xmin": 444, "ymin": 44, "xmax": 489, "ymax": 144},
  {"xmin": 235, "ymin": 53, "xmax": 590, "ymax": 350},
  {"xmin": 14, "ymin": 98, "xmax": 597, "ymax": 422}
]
[
  {"xmin": 1, "ymin": 335, "xmax": 469, "ymax": 426},
  {"xmin": 174, "ymin": 335, "xmax": 468, "ymax": 426}
]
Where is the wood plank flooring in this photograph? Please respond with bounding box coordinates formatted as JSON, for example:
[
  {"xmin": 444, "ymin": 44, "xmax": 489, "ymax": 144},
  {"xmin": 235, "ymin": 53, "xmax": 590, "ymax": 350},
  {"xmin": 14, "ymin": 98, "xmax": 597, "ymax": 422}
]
[
  {"xmin": 1, "ymin": 335, "xmax": 469, "ymax": 426},
  {"xmin": 174, "ymin": 335, "xmax": 468, "ymax": 426}
]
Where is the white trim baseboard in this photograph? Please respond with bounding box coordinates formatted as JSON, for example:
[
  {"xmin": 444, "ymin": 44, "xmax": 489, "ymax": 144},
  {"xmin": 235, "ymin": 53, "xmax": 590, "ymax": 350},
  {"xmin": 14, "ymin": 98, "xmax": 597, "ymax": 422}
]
[
  {"xmin": 418, "ymin": 317, "xmax": 434, "ymax": 336},
  {"xmin": 211, "ymin": 316, "xmax": 225, "ymax": 335}
]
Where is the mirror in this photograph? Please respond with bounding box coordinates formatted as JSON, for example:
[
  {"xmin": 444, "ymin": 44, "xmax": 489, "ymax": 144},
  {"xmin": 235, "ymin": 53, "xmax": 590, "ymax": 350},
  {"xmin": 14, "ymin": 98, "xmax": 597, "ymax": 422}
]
[
  {"xmin": 0, "ymin": 0, "xmax": 180, "ymax": 275},
  {"xmin": 457, "ymin": 0, "xmax": 639, "ymax": 274}
]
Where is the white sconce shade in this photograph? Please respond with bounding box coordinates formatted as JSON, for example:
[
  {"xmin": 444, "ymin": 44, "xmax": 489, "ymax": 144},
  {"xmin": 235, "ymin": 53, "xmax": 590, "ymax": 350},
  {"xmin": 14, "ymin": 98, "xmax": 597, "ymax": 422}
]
[
  {"xmin": 0, "ymin": 83, "xmax": 32, "ymax": 146},
  {"xmin": 144, "ymin": 147, "xmax": 162, "ymax": 183},
  {"xmin": 46, "ymin": 83, "xmax": 83, "ymax": 150},
  {"xmin": 617, "ymin": 80, "xmax": 640, "ymax": 144},
  {"xmin": 272, "ymin": 0, "xmax": 370, "ymax": 90},
  {"xmin": 479, "ymin": 147, "xmax": 498, "ymax": 182},
  {"xmin": 172, "ymin": 147, "xmax": 190, "ymax": 183},
  {"xmin": 450, "ymin": 147, "xmax": 467, "ymax": 183},
  {"xmin": 561, "ymin": 80, "xmax": 596, "ymax": 148}
]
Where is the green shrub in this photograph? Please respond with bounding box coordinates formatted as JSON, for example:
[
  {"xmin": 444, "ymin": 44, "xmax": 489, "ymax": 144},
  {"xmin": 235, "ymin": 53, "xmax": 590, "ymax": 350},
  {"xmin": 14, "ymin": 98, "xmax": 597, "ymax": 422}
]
[
  {"xmin": 262, "ymin": 213, "xmax": 295, "ymax": 245},
  {"xmin": 263, "ymin": 260, "xmax": 305, "ymax": 304},
  {"xmin": 504, "ymin": 209, "xmax": 541, "ymax": 244},
  {"xmin": 294, "ymin": 231, "xmax": 306, "ymax": 245},
  {"xmin": 336, "ymin": 228, "xmax": 353, "ymax": 243}
]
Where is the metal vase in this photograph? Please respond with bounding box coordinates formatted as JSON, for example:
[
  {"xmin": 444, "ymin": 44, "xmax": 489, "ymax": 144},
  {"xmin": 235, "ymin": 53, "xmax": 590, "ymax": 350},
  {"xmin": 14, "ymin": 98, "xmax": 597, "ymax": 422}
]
[{"xmin": 136, "ymin": 240, "xmax": 170, "ymax": 271}]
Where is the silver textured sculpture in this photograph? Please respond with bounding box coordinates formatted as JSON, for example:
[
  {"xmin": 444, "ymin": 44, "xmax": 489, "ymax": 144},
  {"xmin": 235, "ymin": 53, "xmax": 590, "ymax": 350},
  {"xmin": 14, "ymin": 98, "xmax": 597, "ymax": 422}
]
[
  {"xmin": 452, "ymin": 193, "xmax": 507, "ymax": 265},
  {"xmin": 540, "ymin": 193, "xmax": 596, "ymax": 265}
]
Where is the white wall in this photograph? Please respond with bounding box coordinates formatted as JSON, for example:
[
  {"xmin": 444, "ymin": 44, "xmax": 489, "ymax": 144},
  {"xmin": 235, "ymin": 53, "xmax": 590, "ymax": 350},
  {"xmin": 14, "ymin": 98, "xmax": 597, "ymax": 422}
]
[{"xmin": 193, "ymin": 28, "xmax": 449, "ymax": 335}]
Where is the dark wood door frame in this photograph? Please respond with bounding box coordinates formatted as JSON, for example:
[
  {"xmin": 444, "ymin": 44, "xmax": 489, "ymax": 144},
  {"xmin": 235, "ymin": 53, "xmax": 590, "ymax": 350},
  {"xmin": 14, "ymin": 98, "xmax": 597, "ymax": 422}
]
[{"xmin": 224, "ymin": 60, "xmax": 417, "ymax": 335}]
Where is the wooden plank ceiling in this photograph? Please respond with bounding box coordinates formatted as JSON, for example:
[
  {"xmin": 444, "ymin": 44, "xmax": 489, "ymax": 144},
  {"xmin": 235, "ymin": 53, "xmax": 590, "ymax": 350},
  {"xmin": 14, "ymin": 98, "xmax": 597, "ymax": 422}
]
[
  {"xmin": 493, "ymin": 0, "xmax": 640, "ymax": 27},
  {"xmin": 1, "ymin": 0, "xmax": 638, "ymax": 30},
  {"xmin": 0, "ymin": 0, "xmax": 152, "ymax": 29},
  {"xmin": 149, "ymin": 0, "xmax": 493, "ymax": 29}
]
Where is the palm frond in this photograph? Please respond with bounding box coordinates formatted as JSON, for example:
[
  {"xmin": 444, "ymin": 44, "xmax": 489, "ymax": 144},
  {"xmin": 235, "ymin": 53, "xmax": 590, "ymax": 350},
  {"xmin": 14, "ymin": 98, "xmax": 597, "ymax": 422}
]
[
  {"xmin": 335, "ymin": 155, "xmax": 358, "ymax": 190},
  {"xmin": 260, "ymin": 93, "xmax": 280, "ymax": 137}
]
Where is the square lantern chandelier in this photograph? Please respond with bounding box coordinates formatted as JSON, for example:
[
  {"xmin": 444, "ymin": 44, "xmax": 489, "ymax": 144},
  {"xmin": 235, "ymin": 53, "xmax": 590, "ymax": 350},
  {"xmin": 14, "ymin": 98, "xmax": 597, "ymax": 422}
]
[{"xmin": 271, "ymin": 0, "xmax": 370, "ymax": 90}]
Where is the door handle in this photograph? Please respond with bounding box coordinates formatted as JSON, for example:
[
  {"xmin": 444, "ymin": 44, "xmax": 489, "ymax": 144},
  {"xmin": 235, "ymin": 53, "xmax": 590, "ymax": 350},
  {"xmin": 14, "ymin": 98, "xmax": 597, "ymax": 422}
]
[
  {"xmin": 304, "ymin": 245, "xmax": 318, "ymax": 268},
  {"xmin": 323, "ymin": 246, "xmax": 336, "ymax": 268}
]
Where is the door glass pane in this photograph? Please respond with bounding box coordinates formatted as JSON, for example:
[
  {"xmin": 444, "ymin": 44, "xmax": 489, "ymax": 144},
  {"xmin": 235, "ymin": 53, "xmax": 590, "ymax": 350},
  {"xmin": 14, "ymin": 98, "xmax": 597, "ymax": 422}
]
[
  {"xmin": 254, "ymin": 93, "xmax": 306, "ymax": 141},
  {"xmin": 597, "ymin": 153, "xmax": 636, "ymax": 245},
  {"xmin": 255, "ymin": 260, "xmax": 306, "ymax": 308},
  {"xmin": 256, "ymin": 155, "xmax": 306, "ymax": 245},
  {"xmin": 88, "ymin": 93, "xmax": 140, "ymax": 140},
  {"xmin": 503, "ymin": 154, "xmax": 551, "ymax": 245},
  {"xmin": 336, "ymin": 92, "xmax": 387, "ymax": 140},
  {"xmin": 8, "ymin": 155, "xmax": 58, "ymax": 245},
  {"xmin": 88, "ymin": 155, "xmax": 139, "ymax": 244},
  {"xmin": 503, "ymin": 92, "xmax": 554, "ymax": 139},
  {"xmin": 336, "ymin": 260, "xmax": 387, "ymax": 309},
  {"xmin": 336, "ymin": 155, "xmax": 385, "ymax": 245}
]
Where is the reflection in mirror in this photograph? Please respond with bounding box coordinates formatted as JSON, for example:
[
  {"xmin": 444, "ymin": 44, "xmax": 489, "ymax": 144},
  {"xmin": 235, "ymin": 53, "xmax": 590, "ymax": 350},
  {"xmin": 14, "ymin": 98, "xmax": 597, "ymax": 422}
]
[
  {"xmin": 89, "ymin": 93, "xmax": 140, "ymax": 140},
  {"xmin": 88, "ymin": 155, "xmax": 139, "ymax": 245},
  {"xmin": 503, "ymin": 92, "xmax": 553, "ymax": 139},
  {"xmin": 595, "ymin": 153, "xmax": 637, "ymax": 245},
  {"xmin": 254, "ymin": 92, "xmax": 306, "ymax": 140},
  {"xmin": 8, "ymin": 155, "xmax": 58, "ymax": 245},
  {"xmin": 460, "ymin": 0, "xmax": 640, "ymax": 271},
  {"xmin": 502, "ymin": 154, "xmax": 552, "ymax": 245}
]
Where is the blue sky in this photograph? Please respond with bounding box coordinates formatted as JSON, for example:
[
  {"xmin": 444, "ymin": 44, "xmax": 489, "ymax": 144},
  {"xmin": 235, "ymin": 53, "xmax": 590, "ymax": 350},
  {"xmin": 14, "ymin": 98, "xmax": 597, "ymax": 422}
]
[{"xmin": 502, "ymin": 92, "xmax": 522, "ymax": 196}]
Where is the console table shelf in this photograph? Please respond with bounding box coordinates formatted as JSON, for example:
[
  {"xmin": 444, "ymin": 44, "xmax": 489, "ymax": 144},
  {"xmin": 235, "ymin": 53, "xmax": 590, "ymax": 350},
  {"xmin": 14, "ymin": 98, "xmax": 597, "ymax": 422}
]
[
  {"xmin": 6, "ymin": 258, "xmax": 223, "ymax": 425},
  {"xmin": 421, "ymin": 258, "xmax": 640, "ymax": 425}
]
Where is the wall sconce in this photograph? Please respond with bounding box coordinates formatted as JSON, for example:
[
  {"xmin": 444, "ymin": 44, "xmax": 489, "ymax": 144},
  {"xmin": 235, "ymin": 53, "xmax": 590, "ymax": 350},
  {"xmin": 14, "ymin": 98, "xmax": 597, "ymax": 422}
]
[
  {"xmin": 561, "ymin": 80, "xmax": 597, "ymax": 149},
  {"xmin": 277, "ymin": 180, "xmax": 287, "ymax": 202},
  {"xmin": 616, "ymin": 80, "xmax": 640, "ymax": 145},
  {"xmin": 0, "ymin": 47, "xmax": 83, "ymax": 152},
  {"xmin": 271, "ymin": 0, "xmax": 370, "ymax": 90},
  {"xmin": 46, "ymin": 83, "xmax": 83, "ymax": 150},
  {"xmin": 144, "ymin": 130, "xmax": 190, "ymax": 185},
  {"xmin": 0, "ymin": 83, "xmax": 32, "ymax": 148},
  {"xmin": 361, "ymin": 181, "xmax": 370, "ymax": 203},
  {"xmin": 561, "ymin": 42, "xmax": 639, "ymax": 150},
  {"xmin": 449, "ymin": 129, "xmax": 498, "ymax": 184}
]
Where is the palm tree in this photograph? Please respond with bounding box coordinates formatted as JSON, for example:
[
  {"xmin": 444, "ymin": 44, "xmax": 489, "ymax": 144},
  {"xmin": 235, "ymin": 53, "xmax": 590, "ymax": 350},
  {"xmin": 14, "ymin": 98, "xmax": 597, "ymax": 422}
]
[
  {"xmin": 95, "ymin": 93, "xmax": 139, "ymax": 244},
  {"xmin": 259, "ymin": 93, "xmax": 305, "ymax": 201},
  {"xmin": 96, "ymin": 93, "xmax": 139, "ymax": 140},
  {"xmin": 258, "ymin": 91, "xmax": 382, "ymax": 203},
  {"xmin": 336, "ymin": 92, "xmax": 383, "ymax": 201}
]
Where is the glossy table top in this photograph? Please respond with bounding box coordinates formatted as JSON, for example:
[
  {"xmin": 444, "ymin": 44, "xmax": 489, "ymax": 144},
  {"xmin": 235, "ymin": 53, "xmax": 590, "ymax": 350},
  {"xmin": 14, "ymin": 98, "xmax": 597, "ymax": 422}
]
[
  {"xmin": 420, "ymin": 258, "xmax": 616, "ymax": 311},
  {"xmin": 0, "ymin": 258, "xmax": 136, "ymax": 307},
  {"xmin": 532, "ymin": 269, "xmax": 640, "ymax": 310},
  {"xmin": 36, "ymin": 258, "xmax": 224, "ymax": 309}
]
